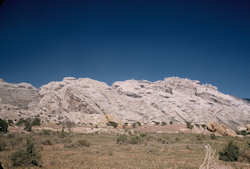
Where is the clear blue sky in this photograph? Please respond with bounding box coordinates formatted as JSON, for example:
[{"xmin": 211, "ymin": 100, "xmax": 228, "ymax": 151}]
[{"xmin": 0, "ymin": 0, "xmax": 249, "ymax": 98}]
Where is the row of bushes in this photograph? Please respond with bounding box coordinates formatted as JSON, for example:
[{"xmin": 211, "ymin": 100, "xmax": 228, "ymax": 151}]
[
  {"xmin": 11, "ymin": 138, "xmax": 42, "ymax": 167},
  {"xmin": 0, "ymin": 118, "xmax": 41, "ymax": 134},
  {"xmin": 116, "ymin": 134, "xmax": 145, "ymax": 144},
  {"xmin": 116, "ymin": 132, "xmax": 248, "ymax": 163},
  {"xmin": 107, "ymin": 121, "xmax": 178, "ymax": 129}
]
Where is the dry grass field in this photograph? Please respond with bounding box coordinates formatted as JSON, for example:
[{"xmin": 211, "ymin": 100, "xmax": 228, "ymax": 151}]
[{"xmin": 0, "ymin": 127, "xmax": 250, "ymax": 169}]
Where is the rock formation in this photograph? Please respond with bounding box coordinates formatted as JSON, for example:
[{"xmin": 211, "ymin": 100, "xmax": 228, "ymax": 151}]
[
  {"xmin": 0, "ymin": 77, "xmax": 249, "ymax": 130},
  {"xmin": 0, "ymin": 79, "xmax": 39, "ymax": 120},
  {"xmin": 207, "ymin": 122, "xmax": 237, "ymax": 136}
]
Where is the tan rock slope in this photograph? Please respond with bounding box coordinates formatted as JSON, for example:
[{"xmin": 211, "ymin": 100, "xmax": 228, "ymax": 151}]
[
  {"xmin": 0, "ymin": 77, "xmax": 249, "ymax": 129},
  {"xmin": 0, "ymin": 79, "xmax": 39, "ymax": 120}
]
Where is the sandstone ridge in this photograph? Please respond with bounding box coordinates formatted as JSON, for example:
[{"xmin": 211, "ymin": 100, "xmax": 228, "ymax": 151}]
[{"xmin": 0, "ymin": 77, "xmax": 249, "ymax": 129}]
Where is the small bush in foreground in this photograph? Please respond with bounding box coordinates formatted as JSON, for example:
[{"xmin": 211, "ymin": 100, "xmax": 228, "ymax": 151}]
[
  {"xmin": 128, "ymin": 136, "xmax": 143, "ymax": 144},
  {"xmin": 42, "ymin": 139, "xmax": 53, "ymax": 146},
  {"xmin": 78, "ymin": 139, "xmax": 90, "ymax": 147},
  {"xmin": 219, "ymin": 141, "xmax": 239, "ymax": 162},
  {"xmin": 0, "ymin": 139, "xmax": 7, "ymax": 151},
  {"xmin": 0, "ymin": 119, "xmax": 8, "ymax": 133},
  {"xmin": 41, "ymin": 129, "xmax": 51, "ymax": 135},
  {"xmin": 116, "ymin": 134, "xmax": 144, "ymax": 145},
  {"xmin": 10, "ymin": 138, "xmax": 41, "ymax": 167},
  {"xmin": 210, "ymin": 134, "xmax": 216, "ymax": 140},
  {"xmin": 116, "ymin": 134, "xmax": 128, "ymax": 144}
]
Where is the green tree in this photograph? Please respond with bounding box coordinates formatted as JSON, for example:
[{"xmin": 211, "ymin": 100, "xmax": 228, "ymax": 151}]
[
  {"xmin": 219, "ymin": 141, "xmax": 239, "ymax": 162},
  {"xmin": 31, "ymin": 118, "xmax": 41, "ymax": 126},
  {"xmin": 24, "ymin": 120, "xmax": 32, "ymax": 132}
]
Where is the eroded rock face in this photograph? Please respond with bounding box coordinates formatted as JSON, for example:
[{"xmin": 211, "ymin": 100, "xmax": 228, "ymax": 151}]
[
  {"xmin": 0, "ymin": 79, "xmax": 40, "ymax": 120},
  {"xmin": 207, "ymin": 122, "xmax": 237, "ymax": 136},
  {"xmin": 0, "ymin": 77, "xmax": 250, "ymax": 130}
]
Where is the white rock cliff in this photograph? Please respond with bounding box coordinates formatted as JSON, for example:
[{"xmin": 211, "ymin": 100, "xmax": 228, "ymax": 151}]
[{"xmin": 0, "ymin": 77, "xmax": 249, "ymax": 129}]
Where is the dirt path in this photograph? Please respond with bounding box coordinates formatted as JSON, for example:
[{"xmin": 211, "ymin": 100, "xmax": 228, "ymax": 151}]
[{"xmin": 199, "ymin": 144, "xmax": 233, "ymax": 169}]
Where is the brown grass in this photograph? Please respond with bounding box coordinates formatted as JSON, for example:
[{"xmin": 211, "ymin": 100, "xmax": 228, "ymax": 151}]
[{"xmin": 0, "ymin": 128, "xmax": 250, "ymax": 169}]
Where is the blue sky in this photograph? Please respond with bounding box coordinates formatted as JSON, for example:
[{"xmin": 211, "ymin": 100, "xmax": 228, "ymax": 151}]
[{"xmin": 0, "ymin": 0, "xmax": 250, "ymax": 98}]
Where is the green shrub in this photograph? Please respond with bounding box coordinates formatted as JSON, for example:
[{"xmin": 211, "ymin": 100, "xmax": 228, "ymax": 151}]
[
  {"xmin": 31, "ymin": 118, "xmax": 41, "ymax": 126},
  {"xmin": 210, "ymin": 134, "xmax": 216, "ymax": 140},
  {"xmin": 136, "ymin": 122, "xmax": 141, "ymax": 126},
  {"xmin": 161, "ymin": 122, "xmax": 167, "ymax": 126},
  {"xmin": 201, "ymin": 124, "xmax": 207, "ymax": 130},
  {"xmin": 58, "ymin": 127, "xmax": 67, "ymax": 138},
  {"xmin": 157, "ymin": 137, "xmax": 168, "ymax": 144},
  {"xmin": 116, "ymin": 134, "xmax": 128, "ymax": 144},
  {"xmin": 41, "ymin": 129, "xmax": 51, "ymax": 136},
  {"xmin": 153, "ymin": 121, "xmax": 160, "ymax": 126},
  {"xmin": 64, "ymin": 143, "xmax": 76, "ymax": 149},
  {"xmin": 9, "ymin": 136, "xmax": 24, "ymax": 149},
  {"xmin": 128, "ymin": 136, "xmax": 143, "ymax": 144},
  {"xmin": 106, "ymin": 121, "xmax": 118, "ymax": 128},
  {"xmin": 16, "ymin": 118, "xmax": 41, "ymax": 128},
  {"xmin": 0, "ymin": 139, "xmax": 7, "ymax": 151},
  {"xmin": 16, "ymin": 118, "xmax": 26, "ymax": 126},
  {"xmin": 195, "ymin": 124, "xmax": 200, "ymax": 128},
  {"xmin": 24, "ymin": 120, "xmax": 32, "ymax": 132},
  {"xmin": 42, "ymin": 139, "xmax": 53, "ymax": 146},
  {"xmin": 10, "ymin": 138, "xmax": 41, "ymax": 167},
  {"xmin": 139, "ymin": 133, "xmax": 147, "ymax": 138},
  {"xmin": 196, "ymin": 134, "xmax": 205, "ymax": 141},
  {"xmin": 116, "ymin": 134, "xmax": 144, "ymax": 145},
  {"xmin": 78, "ymin": 139, "xmax": 90, "ymax": 147},
  {"xmin": 61, "ymin": 137, "xmax": 72, "ymax": 144},
  {"xmin": 186, "ymin": 121, "xmax": 193, "ymax": 129},
  {"xmin": 240, "ymin": 130, "xmax": 247, "ymax": 136},
  {"xmin": 0, "ymin": 119, "xmax": 8, "ymax": 133},
  {"xmin": 219, "ymin": 141, "xmax": 239, "ymax": 162},
  {"xmin": 8, "ymin": 119, "xmax": 14, "ymax": 126},
  {"xmin": 7, "ymin": 133, "xmax": 15, "ymax": 138}
]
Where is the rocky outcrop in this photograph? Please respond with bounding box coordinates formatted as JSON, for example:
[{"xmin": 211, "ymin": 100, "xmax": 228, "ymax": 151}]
[
  {"xmin": 0, "ymin": 77, "xmax": 250, "ymax": 130},
  {"xmin": 0, "ymin": 79, "xmax": 40, "ymax": 120},
  {"xmin": 207, "ymin": 122, "xmax": 237, "ymax": 136}
]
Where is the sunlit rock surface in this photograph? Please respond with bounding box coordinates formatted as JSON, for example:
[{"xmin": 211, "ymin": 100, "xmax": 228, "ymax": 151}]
[{"xmin": 0, "ymin": 77, "xmax": 249, "ymax": 129}]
